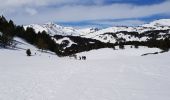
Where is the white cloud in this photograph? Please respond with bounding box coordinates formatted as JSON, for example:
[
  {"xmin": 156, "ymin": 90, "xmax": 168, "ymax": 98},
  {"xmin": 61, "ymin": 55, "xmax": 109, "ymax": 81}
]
[
  {"xmin": 1, "ymin": 0, "xmax": 170, "ymax": 25},
  {"xmin": 46, "ymin": 1, "xmax": 170, "ymax": 22},
  {"xmin": 25, "ymin": 8, "xmax": 37, "ymax": 16},
  {"xmin": 92, "ymin": 20, "xmax": 146, "ymax": 26}
]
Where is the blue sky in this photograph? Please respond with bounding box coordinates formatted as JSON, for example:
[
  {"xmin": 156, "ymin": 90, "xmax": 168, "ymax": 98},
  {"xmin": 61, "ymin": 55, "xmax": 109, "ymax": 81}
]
[
  {"xmin": 102, "ymin": 0, "xmax": 166, "ymax": 5},
  {"xmin": 1, "ymin": 0, "xmax": 170, "ymax": 28}
]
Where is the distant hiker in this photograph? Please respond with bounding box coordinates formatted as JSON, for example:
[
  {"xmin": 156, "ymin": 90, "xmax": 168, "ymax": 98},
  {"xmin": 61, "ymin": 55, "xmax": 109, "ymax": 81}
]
[
  {"xmin": 69, "ymin": 54, "xmax": 77, "ymax": 60},
  {"xmin": 79, "ymin": 56, "xmax": 82, "ymax": 60},
  {"xmin": 82, "ymin": 56, "xmax": 86, "ymax": 60},
  {"xmin": 74, "ymin": 55, "xmax": 77, "ymax": 60},
  {"xmin": 26, "ymin": 49, "xmax": 31, "ymax": 56}
]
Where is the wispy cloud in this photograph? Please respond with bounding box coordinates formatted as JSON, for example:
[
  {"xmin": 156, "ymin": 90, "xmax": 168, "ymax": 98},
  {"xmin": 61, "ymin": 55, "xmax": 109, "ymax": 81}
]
[
  {"xmin": 93, "ymin": 20, "xmax": 146, "ymax": 26},
  {"xmin": 0, "ymin": 0, "xmax": 170, "ymax": 27},
  {"xmin": 25, "ymin": 8, "xmax": 38, "ymax": 16},
  {"xmin": 58, "ymin": 19, "xmax": 146, "ymax": 28}
]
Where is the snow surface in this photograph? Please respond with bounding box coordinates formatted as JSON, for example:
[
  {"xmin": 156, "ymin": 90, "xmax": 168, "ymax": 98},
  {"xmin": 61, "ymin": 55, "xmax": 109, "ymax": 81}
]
[{"xmin": 1, "ymin": 38, "xmax": 170, "ymax": 100}]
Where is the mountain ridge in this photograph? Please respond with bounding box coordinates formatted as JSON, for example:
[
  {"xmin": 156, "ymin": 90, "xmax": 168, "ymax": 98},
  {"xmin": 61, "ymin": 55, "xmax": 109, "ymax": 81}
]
[{"xmin": 24, "ymin": 19, "xmax": 170, "ymax": 38}]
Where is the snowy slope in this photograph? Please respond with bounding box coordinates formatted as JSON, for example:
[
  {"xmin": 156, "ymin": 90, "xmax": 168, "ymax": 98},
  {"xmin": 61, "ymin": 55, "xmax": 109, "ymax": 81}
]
[
  {"xmin": 1, "ymin": 39, "xmax": 170, "ymax": 100},
  {"xmin": 78, "ymin": 27, "xmax": 99, "ymax": 36},
  {"xmin": 83, "ymin": 26, "xmax": 139, "ymax": 43},
  {"xmin": 53, "ymin": 37, "xmax": 77, "ymax": 50}
]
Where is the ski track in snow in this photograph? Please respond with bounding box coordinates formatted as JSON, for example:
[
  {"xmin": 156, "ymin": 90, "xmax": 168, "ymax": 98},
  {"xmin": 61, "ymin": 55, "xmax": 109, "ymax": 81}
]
[{"xmin": 0, "ymin": 39, "xmax": 170, "ymax": 100}]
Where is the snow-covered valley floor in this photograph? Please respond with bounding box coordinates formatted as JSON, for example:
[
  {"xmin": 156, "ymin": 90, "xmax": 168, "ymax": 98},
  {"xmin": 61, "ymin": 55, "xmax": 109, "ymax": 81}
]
[{"xmin": 0, "ymin": 39, "xmax": 170, "ymax": 100}]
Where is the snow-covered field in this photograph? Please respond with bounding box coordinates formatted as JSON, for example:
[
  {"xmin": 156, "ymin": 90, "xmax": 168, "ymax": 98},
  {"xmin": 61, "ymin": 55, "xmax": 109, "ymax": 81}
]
[{"xmin": 0, "ymin": 39, "xmax": 170, "ymax": 100}]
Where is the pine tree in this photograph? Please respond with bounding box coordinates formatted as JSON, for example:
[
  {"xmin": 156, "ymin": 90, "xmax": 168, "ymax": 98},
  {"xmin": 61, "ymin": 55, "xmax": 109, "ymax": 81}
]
[{"xmin": 36, "ymin": 38, "xmax": 48, "ymax": 52}]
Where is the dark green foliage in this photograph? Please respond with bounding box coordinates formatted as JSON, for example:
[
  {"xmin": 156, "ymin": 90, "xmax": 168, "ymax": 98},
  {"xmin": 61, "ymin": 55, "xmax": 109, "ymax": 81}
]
[
  {"xmin": 0, "ymin": 33, "xmax": 13, "ymax": 47},
  {"xmin": 0, "ymin": 16, "xmax": 15, "ymax": 47},
  {"xmin": 0, "ymin": 16, "xmax": 16, "ymax": 36}
]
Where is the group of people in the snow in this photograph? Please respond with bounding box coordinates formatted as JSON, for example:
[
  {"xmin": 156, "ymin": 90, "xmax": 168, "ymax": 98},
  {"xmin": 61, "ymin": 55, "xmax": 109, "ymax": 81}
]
[
  {"xmin": 69, "ymin": 54, "xmax": 86, "ymax": 60},
  {"xmin": 26, "ymin": 49, "xmax": 86, "ymax": 60}
]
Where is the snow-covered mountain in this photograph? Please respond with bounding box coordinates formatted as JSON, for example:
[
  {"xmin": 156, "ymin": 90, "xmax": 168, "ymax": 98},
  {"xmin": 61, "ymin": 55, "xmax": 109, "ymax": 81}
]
[
  {"xmin": 24, "ymin": 19, "xmax": 170, "ymax": 44},
  {"xmin": 78, "ymin": 27, "xmax": 100, "ymax": 36},
  {"xmin": 142, "ymin": 19, "xmax": 170, "ymax": 27},
  {"xmin": 24, "ymin": 23, "xmax": 100, "ymax": 36},
  {"xmin": 83, "ymin": 19, "xmax": 170, "ymax": 43},
  {"xmin": 24, "ymin": 22, "xmax": 82, "ymax": 36}
]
